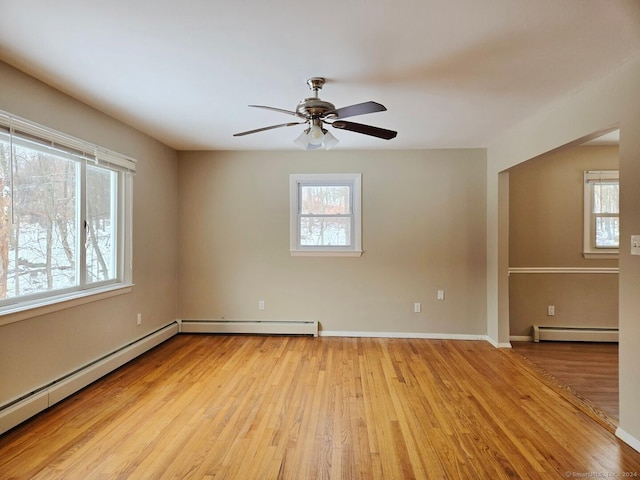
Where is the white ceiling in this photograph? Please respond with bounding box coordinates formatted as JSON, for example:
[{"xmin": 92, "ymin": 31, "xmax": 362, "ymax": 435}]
[{"xmin": 1, "ymin": 0, "xmax": 640, "ymax": 151}]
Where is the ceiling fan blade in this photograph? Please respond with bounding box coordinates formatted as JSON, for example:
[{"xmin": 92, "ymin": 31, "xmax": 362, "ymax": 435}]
[
  {"xmin": 248, "ymin": 105, "xmax": 300, "ymax": 117},
  {"xmin": 330, "ymin": 120, "xmax": 397, "ymax": 140},
  {"xmin": 325, "ymin": 101, "xmax": 387, "ymax": 119},
  {"xmin": 233, "ymin": 122, "xmax": 305, "ymax": 137}
]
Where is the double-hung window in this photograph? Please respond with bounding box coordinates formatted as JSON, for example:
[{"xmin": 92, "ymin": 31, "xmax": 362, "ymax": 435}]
[
  {"xmin": 583, "ymin": 170, "xmax": 619, "ymax": 258},
  {"xmin": 0, "ymin": 111, "xmax": 135, "ymax": 314},
  {"xmin": 290, "ymin": 173, "xmax": 362, "ymax": 256}
]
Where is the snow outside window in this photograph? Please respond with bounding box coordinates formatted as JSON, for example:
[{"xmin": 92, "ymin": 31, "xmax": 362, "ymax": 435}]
[
  {"xmin": 583, "ymin": 170, "xmax": 619, "ymax": 259},
  {"xmin": 290, "ymin": 173, "xmax": 362, "ymax": 257},
  {"xmin": 0, "ymin": 111, "xmax": 135, "ymax": 315}
]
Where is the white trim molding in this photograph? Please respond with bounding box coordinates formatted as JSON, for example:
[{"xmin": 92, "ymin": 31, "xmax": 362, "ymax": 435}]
[
  {"xmin": 180, "ymin": 319, "xmax": 318, "ymax": 337},
  {"xmin": 319, "ymin": 330, "xmax": 491, "ymax": 341},
  {"xmin": 508, "ymin": 267, "xmax": 618, "ymax": 275},
  {"xmin": 0, "ymin": 284, "xmax": 133, "ymax": 327},
  {"xmin": 509, "ymin": 335, "xmax": 533, "ymax": 342},
  {"xmin": 616, "ymin": 427, "xmax": 640, "ymax": 453}
]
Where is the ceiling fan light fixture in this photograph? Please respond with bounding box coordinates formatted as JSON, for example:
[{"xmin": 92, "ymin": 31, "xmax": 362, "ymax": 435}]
[
  {"xmin": 322, "ymin": 129, "xmax": 339, "ymax": 150},
  {"xmin": 294, "ymin": 129, "xmax": 310, "ymax": 149},
  {"xmin": 293, "ymin": 126, "xmax": 339, "ymax": 150},
  {"xmin": 308, "ymin": 124, "xmax": 324, "ymax": 145}
]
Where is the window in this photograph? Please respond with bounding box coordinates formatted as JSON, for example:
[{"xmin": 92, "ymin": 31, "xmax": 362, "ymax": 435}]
[
  {"xmin": 583, "ymin": 170, "xmax": 619, "ymax": 258},
  {"xmin": 290, "ymin": 173, "xmax": 362, "ymax": 256},
  {"xmin": 0, "ymin": 111, "xmax": 135, "ymax": 314}
]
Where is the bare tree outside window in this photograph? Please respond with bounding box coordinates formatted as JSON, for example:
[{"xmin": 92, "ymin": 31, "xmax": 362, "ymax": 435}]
[
  {"xmin": 583, "ymin": 170, "xmax": 619, "ymax": 258},
  {"xmin": 593, "ymin": 182, "xmax": 619, "ymax": 248},
  {"xmin": 86, "ymin": 165, "xmax": 116, "ymax": 283},
  {"xmin": 1, "ymin": 142, "xmax": 78, "ymax": 299},
  {"xmin": 1, "ymin": 112, "xmax": 135, "ymax": 312},
  {"xmin": 0, "ymin": 139, "xmax": 11, "ymax": 298},
  {"xmin": 299, "ymin": 185, "xmax": 352, "ymax": 246}
]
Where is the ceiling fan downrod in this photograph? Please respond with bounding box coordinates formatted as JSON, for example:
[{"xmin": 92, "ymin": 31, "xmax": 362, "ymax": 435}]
[{"xmin": 306, "ymin": 77, "xmax": 325, "ymax": 98}]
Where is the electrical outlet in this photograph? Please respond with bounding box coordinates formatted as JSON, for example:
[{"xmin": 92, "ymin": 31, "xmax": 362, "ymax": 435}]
[
  {"xmin": 136, "ymin": 313, "xmax": 142, "ymax": 325},
  {"xmin": 414, "ymin": 302, "xmax": 421, "ymax": 313},
  {"xmin": 258, "ymin": 300, "xmax": 265, "ymax": 310},
  {"xmin": 547, "ymin": 305, "xmax": 555, "ymax": 316},
  {"xmin": 437, "ymin": 290, "xmax": 445, "ymax": 300},
  {"xmin": 632, "ymin": 235, "xmax": 640, "ymax": 255}
]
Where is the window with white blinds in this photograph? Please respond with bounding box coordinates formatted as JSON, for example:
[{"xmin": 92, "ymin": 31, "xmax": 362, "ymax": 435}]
[{"xmin": 0, "ymin": 110, "xmax": 135, "ymax": 314}]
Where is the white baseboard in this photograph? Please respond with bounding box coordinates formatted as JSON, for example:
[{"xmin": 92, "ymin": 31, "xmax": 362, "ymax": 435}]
[
  {"xmin": 532, "ymin": 325, "xmax": 618, "ymax": 343},
  {"xmin": 319, "ymin": 330, "xmax": 490, "ymax": 341},
  {"xmin": 484, "ymin": 336, "xmax": 513, "ymax": 349},
  {"xmin": 179, "ymin": 319, "xmax": 318, "ymax": 337},
  {"xmin": 616, "ymin": 427, "xmax": 640, "ymax": 453},
  {"xmin": 0, "ymin": 321, "xmax": 178, "ymax": 436},
  {"xmin": 510, "ymin": 335, "xmax": 533, "ymax": 342}
]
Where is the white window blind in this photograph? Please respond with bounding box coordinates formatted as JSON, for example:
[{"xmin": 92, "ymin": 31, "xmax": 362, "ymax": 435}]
[{"xmin": 0, "ymin": 111, "xmax": 136, "ymax": 173}]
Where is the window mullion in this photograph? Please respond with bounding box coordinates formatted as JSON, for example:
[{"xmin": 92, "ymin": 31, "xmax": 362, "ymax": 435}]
[{"xmin": 79, "ymin": 159, "xmax": 87, "ymax": 289}]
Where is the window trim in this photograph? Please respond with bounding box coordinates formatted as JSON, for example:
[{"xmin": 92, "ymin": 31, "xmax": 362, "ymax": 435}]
[
  {"xmin": 289, "ymin": 173, "xmax": 362, "ymax": 257},
  {"xmin": 0, "ymin": 284, "xmax": 133, "ymax": 327},
  {"xmin": 0, "ymin": 110, "xmax": 136, "ymax": 318},
  {"xmin": 583, "ymin": 170, "xmax": 619, "ymax": 259}
]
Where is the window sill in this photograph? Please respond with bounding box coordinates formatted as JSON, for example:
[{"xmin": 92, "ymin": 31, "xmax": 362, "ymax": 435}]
[
  {"xmin": 0, "ymin": 283, "xmax": 134, "ymax": 327},
  {"xmin": 583, "ymin": 251, "xmax": 619, "ymax": 260},
  {"xmin": 290, "ymin": 250, "xmax": 363, "ymax": 257}
]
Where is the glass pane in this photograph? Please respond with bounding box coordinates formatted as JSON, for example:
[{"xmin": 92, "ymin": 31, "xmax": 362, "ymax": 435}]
[
  {"xmin": 300, "ymin": 185, "xmax": 350, "ymax": 215},
  {"xmin": 1, "ymin": 141, "xmax": 78, "ymax": 300},
  {"xmin": 300, "ymin": 217, "xmax": 351, "ymax": 246},
  {"xmin": 593, "ymin": 183, "xmax": 619, "ymax": 214},
  {"xmin": 595, "ymin": 216, "xmax": 619, "ymax": 248},
  {"xmin": 86, "ymin": 165, "xmax": 117, "ymax": 283}
]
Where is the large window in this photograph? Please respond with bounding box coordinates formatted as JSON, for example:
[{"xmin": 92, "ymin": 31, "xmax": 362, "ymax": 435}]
[
  {"xmin": 583, "ymin": 170, "xmax": 619, "ymax": 258},
  {"xmin": 0, "ymin": 111, "xmax": 135, "ymax": 314},
  {"xmin": 290, "ymin": 173, "xmax": 362, "ymax": 256}
]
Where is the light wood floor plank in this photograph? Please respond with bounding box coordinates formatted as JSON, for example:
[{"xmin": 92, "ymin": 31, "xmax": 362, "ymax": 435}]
[{"xmin": 1, "ymin": 335, "xmax": 639, "ymax": 479}]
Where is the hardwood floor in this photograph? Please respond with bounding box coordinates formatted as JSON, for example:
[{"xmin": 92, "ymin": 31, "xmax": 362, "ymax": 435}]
[
  {"xmin": 1, "ymin": 335, "xmax": 639, "ymax": 479},
  {"xmin": 512, "ymin": 341, "xmax": 619, "ymax": 425}
]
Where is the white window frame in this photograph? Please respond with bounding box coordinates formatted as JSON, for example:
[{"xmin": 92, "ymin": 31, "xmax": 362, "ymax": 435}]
[
  {"xmin": 583, "ymin": 170, "xmax": 619, "ymax": 259},
  {"xmin": 289, "ymin": 173, "xmax": 362, "ymax": 257},
  {"xmin": 0, "ymin": 110, "xmax": 135, "ymax": 321}
]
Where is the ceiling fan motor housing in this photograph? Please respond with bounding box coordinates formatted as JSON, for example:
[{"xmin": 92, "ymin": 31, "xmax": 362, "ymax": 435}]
[
  {"xmin": 296, "ymin": 98, "xmax": 336, "ymax": 119},
  {"xmin": 296, "ymin": 77, "xmax": 336, "ymax": 119}
]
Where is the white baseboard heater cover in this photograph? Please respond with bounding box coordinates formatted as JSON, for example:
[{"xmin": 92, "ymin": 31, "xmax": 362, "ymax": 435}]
[
  {"xmin": 0, "ymin": 322, "xmax": 178, "ymax": 436},
  {"xmin": 532, "ymin": 325, "xmax": 618, "ymax": 343},
  {"xmin": 180, "ymin": 320, "xmax": 318, "ymax": 337}
]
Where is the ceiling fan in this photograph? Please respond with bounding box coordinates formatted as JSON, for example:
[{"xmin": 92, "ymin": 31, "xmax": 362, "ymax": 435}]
[{"xmin": 233, "ymin": 77, "xmax": 397, "ymax": 150}]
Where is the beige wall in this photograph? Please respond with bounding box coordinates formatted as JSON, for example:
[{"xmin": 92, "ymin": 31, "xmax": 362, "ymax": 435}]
[
  {"xmin": 177, "ymin": 149, "xmax": 487, "ymax": 335},
  {"xmin": 508, "ymin": 145, "xmax": 619, "ymax": 336},
  {"xmin": 487, "ymin": 54, "xmax": 640, "ymax": 449},
  {"xmin": 4, "ymin": 50, "xmax": 640, "ymax": 451},
  {"xmin": 0, "ymin": 62, "xmax": 179, "ymax": 406}
]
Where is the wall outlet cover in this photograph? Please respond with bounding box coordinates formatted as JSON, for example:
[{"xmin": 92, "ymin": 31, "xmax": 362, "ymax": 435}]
[{"xmin": 632, "ymin": 235, "xmax": 640, "ymax": 255}]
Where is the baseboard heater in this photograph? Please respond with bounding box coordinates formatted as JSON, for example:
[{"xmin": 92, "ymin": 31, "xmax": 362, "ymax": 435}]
[
  {"xmin": 180, "ymin": 319, "xmax": 318, "ymax": 337},
  {"xmin": 0, "ymin": 322, "xmax": 179, "ymax": 436},
  {"xmin": 532, "ymin": 325, "xmax": 618, "ymax": 343}
]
